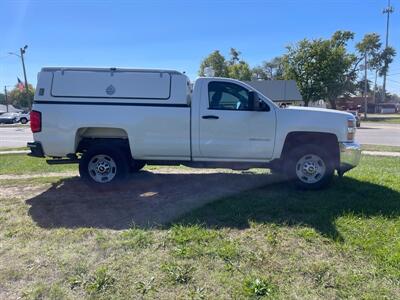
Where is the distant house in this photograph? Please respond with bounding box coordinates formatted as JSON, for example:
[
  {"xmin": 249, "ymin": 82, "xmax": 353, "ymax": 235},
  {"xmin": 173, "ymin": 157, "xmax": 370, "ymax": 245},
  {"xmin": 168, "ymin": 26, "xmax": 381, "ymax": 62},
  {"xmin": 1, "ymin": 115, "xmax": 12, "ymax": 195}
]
[
  {"xmin": 245, "ymin": 80, "xmax": 303, "ymax": 106},
  {"xmin": 0, "ymin": 104, "xmax": 23, "ymax": 114}
]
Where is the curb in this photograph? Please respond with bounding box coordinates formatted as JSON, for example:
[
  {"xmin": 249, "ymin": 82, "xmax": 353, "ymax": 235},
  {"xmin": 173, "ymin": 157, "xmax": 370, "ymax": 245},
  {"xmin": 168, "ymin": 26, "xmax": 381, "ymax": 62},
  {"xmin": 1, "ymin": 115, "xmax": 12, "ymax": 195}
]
[{"xmin": 0, "ymin": 150, "xmax": 30, "ymax": 155}]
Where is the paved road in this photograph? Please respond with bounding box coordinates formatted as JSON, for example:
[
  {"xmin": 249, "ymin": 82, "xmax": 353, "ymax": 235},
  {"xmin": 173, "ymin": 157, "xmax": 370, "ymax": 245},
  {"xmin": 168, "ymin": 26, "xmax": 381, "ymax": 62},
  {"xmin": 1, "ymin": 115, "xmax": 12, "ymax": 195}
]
[
  {"xmin": 0, "ymin": 122, "xmax": 399, "ymax": 149},
  {"xmin": 357, "ymin": 123, "xmax": 400, "ymax": 146},
  {"xmin": 0, "ymin": 126, "xmax": 32, "ymax": 148}
]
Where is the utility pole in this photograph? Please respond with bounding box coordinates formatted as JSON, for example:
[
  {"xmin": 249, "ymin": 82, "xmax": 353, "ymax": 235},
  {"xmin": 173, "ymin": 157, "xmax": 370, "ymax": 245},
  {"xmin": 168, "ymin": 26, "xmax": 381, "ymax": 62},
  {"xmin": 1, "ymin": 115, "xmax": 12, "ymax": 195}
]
[
  {"xmin": 8, "ymin": 45, "xmax": 30, "ymax": 107},
  {"xmin": 363, "ymin": 55, "xmax": 368, "ymax": 119},
  {"xmin": 382, "ymin": 0, "xmax": 394, "ymax": 103},
  {"xmin": 4, "ymin": 86, "xmax": 8, "ymax": 112},
  {"xmin": 19, "ymin": 45, "xmax": 29, "ymax": 95}
]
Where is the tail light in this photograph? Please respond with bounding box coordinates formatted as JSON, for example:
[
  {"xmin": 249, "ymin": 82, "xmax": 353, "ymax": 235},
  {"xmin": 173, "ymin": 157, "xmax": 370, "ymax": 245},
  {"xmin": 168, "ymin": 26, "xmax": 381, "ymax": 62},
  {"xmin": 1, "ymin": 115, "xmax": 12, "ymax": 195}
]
[{"xmin": 30, "ymin": 110, "xmax": 42, "ymax": 133}]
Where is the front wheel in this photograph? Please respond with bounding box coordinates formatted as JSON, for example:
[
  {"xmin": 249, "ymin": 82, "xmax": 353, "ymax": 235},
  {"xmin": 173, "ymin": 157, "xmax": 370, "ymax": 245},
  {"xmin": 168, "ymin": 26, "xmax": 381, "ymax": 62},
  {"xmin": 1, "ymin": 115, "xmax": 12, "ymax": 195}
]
[
  {"xmin": 79, "ymin": 145, "xmax": 129, "ymax": 185},
  {"xmin": 20, "ymin": 118, "xmax": 28, "ymax": 124},
  {"xmin": 284, "ymin": 144, "xmax": 334, "ymax": 190}
]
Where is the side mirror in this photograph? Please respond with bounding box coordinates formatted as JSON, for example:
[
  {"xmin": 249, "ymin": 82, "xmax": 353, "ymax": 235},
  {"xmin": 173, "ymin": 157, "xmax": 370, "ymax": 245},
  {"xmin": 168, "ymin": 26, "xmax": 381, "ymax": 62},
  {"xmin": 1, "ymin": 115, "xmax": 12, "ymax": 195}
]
[
  {"xmin": 248, "ymin": 91, "xmax": 260, "ymax": 110},
  {"xmin": 249, "ymin": 91, "xmax": 269, "ymax": 111}
]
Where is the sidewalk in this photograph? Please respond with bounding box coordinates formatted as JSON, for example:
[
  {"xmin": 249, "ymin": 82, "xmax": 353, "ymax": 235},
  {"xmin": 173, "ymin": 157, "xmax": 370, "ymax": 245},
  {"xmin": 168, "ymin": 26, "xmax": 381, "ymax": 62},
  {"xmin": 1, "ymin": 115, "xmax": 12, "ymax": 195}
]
[
  {"xmin": 361, "ymin": 151, "xmax": 400, "ymax": 157},
  {"xmin": 0, "ymin": 150, "xmax": 30, "ymax": 155}
]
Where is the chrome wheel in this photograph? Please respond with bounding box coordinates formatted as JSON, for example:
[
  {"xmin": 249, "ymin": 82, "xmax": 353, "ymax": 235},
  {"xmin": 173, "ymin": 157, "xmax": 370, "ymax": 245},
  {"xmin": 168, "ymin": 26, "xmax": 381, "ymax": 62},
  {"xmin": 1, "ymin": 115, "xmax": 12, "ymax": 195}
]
[
  {"xmin": 88, "ymin": 154, "xmax": 117, "ymax": 183},
  {"xmin": 295, "ymin": 154, "xmax": 326, "ymax": 184}
]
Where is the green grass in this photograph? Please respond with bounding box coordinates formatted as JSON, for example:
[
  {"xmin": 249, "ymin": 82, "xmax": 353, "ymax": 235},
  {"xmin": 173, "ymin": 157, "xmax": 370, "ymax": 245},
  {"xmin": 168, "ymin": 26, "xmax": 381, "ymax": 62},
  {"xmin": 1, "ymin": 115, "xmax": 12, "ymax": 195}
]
[
  {"xmin": 0, "ymin": 154, "xmax": 77, "ymax": 175},
  {"xmin": 362, "ymin": 144, "xmax": 400, "ymax": 153},
  {"xmin": 0, "ymin": 146, "xmax": 28, "ymax": 151},
  {"xmin": 0, "ymin": 155, "xmax": 400, "ymax": 299},
  {"xmin": 0, "ymin": 154, "xmax": 188, "ymax": 175},
  {"xmin": 363, "ymin": 113, "xmax": 400, "ymax": 124}
]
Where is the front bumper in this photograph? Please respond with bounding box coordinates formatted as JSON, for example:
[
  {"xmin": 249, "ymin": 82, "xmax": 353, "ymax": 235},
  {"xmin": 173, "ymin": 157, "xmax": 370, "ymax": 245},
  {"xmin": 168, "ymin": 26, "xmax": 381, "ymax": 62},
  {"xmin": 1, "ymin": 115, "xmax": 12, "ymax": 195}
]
[
  {"xmin": 338, "ymin": 142, "xmax": 361, "ymax": 175},
  {"xmin": 27, "ymin": 142, "xmax": 45, "ymax": 158}
]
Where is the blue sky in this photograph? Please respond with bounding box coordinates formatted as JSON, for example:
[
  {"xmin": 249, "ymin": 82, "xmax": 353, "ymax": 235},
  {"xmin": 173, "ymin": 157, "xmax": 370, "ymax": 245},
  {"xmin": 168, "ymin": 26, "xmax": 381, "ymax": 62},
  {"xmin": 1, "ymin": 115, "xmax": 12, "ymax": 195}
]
[{"xmin": 1, "ymin": 0, "xmax": 400, "ymax": 94}]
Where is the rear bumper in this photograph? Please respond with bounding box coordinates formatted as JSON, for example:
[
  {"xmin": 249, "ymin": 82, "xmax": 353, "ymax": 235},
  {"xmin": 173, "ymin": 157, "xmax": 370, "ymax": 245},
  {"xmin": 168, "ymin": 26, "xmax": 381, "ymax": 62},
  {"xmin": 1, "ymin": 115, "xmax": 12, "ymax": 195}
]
[
  {"xmin": 338, "ymin": 142, "xmax": 361, "ymax": 175},
  {"xmin": 27, "ymin": 142, "xmax": 45, "ymax": 158}
]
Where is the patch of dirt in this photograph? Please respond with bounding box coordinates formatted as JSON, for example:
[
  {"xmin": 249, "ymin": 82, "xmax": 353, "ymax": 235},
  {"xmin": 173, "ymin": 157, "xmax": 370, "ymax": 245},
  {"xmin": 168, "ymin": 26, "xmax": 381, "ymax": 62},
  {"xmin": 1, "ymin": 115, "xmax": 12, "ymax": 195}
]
[{"xmin": 1, "ymin": 168, "xmax": 282, "ymax": 229}]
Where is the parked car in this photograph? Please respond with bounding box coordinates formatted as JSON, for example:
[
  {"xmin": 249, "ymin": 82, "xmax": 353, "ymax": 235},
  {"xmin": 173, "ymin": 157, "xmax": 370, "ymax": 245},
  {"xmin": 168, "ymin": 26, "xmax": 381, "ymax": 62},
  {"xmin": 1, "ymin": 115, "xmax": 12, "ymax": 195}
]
[
  {"xmin": 28, "ymin": 67, "xmax": 361, "ymax": 189},
  {"xmin": 348, "ymin": 111, "xmax": 361, "ymax": 127},
  {"xmin": 17, "ymin": 112, "xmax": 30, "ymax": 124},
  {"xmin": 0, "ymin": 112, "xmax": 19, "ymax": 124}
]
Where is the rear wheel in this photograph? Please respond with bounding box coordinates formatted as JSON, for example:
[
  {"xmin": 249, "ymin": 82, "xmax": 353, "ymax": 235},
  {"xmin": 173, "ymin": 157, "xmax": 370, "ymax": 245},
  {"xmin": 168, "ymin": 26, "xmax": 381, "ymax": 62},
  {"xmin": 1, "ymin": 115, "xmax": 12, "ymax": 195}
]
[
  {"xmin": 284, "ymin": 144, "xmax": 334, "ymax": 190},
  {"xmin": 79, "ymin": 145, "xmax": 129, "ymax": 185},
  {"xmin": 20, "ymin": 118, "xmax": 28, "ymax": 124}
]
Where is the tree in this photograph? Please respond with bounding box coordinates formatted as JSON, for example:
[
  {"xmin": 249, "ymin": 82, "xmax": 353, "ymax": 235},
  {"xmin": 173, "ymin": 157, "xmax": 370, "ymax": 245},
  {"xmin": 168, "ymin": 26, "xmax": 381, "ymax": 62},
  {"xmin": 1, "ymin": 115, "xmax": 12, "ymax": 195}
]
[
  {"xmin": 229, "ymin": 48, "xmax": 241, "ymax": 65},
  {"xmin": 0, "ymin": 93, "xmax": 5, "ymax": 105},
  {"xmin": 356, "ymin": 33, "xmax": 381, "ymax": 104},
  {"xmin": 282, "ymin": 31, "xmax": 356, "ymax": 108},
  {"xmin": 378, "ymin": 46, "xmax": 396, "ymax": 78},
  {"xmin": 252, "ymin": 57, "xmax": 284, "ymax": 80},
  {"xmin": 322, "ymin": 31, "xmax": 357, "ymax": 109},
  {"xmin": 227, "ymin": 61, "xmax": 252, "ymax": 81},
  {"xmin": 282, "ymin": 39, "xmax": 327, "ymax": 106},
  {"xmin": 8, "ymin": 84, "xmax": 34, "ymax": 108},
  {"xmin": 199, "ymin": 50, "xmax": 228, "ymax": 77}
]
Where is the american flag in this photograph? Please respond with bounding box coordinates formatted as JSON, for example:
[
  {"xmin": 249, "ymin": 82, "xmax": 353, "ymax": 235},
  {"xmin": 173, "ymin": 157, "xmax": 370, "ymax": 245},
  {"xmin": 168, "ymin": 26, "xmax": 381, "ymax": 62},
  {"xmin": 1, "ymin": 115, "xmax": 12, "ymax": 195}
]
[{"xmin": 17, "ymin": 77, "xmax": 24, "ymax": 92}]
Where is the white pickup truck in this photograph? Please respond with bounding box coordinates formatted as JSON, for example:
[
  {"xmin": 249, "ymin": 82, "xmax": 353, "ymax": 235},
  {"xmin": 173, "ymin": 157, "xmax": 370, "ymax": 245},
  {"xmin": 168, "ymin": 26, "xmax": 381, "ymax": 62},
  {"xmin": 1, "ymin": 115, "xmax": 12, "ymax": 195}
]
[{"xmin": 28, "ymin": 67, "xmax": 361, "ymax": 189}]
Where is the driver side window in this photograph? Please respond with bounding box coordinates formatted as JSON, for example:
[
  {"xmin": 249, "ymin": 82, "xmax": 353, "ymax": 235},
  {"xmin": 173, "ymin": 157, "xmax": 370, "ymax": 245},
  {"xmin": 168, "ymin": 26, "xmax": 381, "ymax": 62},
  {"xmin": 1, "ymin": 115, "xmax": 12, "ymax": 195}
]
[{"xmin": 208, "ymin": 81, "xmax": 250, "ymax": 110}]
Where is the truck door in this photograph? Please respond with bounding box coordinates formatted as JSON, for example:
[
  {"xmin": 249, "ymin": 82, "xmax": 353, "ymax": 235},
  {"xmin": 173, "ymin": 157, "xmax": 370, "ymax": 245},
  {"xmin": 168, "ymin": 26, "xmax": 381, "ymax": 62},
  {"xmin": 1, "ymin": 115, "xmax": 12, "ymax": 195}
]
[{"xmin": 198, "ymin": 80, "xmax": 276, "ymax": 160}]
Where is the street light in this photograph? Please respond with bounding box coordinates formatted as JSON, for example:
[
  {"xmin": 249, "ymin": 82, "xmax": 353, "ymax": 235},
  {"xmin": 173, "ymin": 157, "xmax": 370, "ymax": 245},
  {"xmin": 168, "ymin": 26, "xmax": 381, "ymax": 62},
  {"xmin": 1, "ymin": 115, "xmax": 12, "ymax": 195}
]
[{"xmin": 8, "ymin": 45, "xmax": 30, "ymax": 106}]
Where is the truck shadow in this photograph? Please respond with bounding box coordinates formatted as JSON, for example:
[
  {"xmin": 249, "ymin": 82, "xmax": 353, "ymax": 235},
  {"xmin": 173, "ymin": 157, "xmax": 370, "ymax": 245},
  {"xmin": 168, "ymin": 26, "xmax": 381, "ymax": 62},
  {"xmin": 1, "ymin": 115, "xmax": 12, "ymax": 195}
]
[
  {"xmin": 26, "ymin": 170, "xmax": 279, "ymax": 230},
  {"xmin": 172, "ymin": 176, "xmax": 400, "ymax": 240},
  {"xmin": 26, "ymin": 171, "xmax": 400, "ymax": 240}
]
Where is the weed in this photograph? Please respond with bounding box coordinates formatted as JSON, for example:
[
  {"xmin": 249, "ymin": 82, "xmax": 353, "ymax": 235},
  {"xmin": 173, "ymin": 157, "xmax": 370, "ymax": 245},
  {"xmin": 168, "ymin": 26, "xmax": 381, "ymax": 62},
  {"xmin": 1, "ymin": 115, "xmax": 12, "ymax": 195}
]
[
  {"xmin": 162, "ymin": 262, "xmax": 194, "ymax": 284},
  {"xmin": 188, "ymin": 286, "xmax": 207, "ymax": 300},
  {"xmin": 84, "ymin": 267, "xmax": 115, "ymax": 294},
  {"xmin": 297, "ymin": 227, "xmax": 320, "ymax": 242},
  {"xmin": 135, "ymin": 276, "xmax": 157, "ymax": 296},
  {"xmin": 22, "ymin": 283, "xmax": 67, "ymax": 300},
  {"xmin": 120, "ymin": 227, "xmax": 154, "ymax": 249},
  {"xmin": 307, "ymin": 262, "xmax": 335, "ymax": 287},
  {"xmin": 169, "ymin": 224, "xmax": 219, "ymax": 258},
  {"xmin": 242, "ymin": 276, "xmax": 277, "ymax": 298},
  {"xmin": 216, "ymin": 239, "xmax": 240, "ymax": 261}
]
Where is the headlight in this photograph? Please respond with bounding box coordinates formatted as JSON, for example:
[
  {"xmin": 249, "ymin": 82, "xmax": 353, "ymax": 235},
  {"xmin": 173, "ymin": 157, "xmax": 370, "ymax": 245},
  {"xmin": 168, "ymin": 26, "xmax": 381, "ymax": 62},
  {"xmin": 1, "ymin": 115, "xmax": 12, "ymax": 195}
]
[{"xmin": 347, "ymin": 118, "xmax": 356, "ymax": 141}]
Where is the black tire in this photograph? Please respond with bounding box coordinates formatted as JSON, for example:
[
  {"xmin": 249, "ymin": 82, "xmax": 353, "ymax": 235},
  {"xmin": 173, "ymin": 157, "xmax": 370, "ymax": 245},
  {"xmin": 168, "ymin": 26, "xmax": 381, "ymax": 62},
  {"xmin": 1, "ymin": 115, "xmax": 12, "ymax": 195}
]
[
  {"xmin": 284, "ymin": 144, "xmax": 334, "ymax": 190},
  {"xmin": 79, "ymin": 144, "xmax": 129, "ymax": 186},
  {"xmin": 129, "ymin": 160, "xmax": 146, "ymax": 173},
  {"xmin": 20, "ymin": 118, "xmax": 28, "ymax": 124}
]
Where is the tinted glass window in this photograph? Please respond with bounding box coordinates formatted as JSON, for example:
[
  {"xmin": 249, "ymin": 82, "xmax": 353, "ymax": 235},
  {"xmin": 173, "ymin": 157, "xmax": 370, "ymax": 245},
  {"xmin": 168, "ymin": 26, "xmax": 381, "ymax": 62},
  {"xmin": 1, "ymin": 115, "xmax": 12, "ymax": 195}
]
[{"xmin": 208, "ymin": 81, "xmax": 250, "ymax": 110}]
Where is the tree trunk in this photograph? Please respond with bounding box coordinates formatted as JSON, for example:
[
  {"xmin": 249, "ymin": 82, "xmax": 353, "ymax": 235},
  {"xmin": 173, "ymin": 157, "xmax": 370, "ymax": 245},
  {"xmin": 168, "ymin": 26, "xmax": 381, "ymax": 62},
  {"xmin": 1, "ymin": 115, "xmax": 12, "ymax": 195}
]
[
  {"xmin": 329, "ymin": 99, "xmax": 337, "ymax": 109},
  {"xmin": 304, "ymin": 100, "xmax": 309, "ymax": 107}
]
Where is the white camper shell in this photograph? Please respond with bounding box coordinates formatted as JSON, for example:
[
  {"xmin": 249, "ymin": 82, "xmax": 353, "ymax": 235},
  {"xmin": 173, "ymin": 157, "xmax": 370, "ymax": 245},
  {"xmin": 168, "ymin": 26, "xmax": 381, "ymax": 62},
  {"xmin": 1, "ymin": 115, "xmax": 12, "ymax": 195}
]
[{"xmin": 35, "ymin": 67, "xmax": 190, "ymax": 105}]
